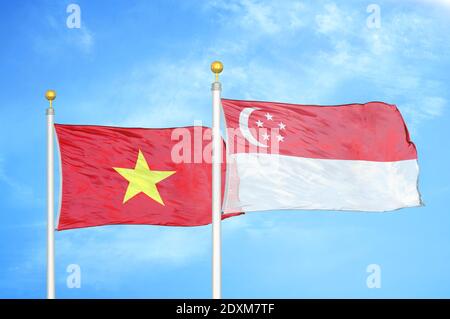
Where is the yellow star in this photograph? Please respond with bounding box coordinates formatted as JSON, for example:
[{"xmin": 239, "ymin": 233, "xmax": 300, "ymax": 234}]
[{"xmin": 113, "ymin": 150, "xmax": 176, "ymax": 205}]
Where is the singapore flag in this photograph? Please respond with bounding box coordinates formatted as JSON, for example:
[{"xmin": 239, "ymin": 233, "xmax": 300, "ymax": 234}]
[{"xmin": 221, "ymin": 99, "xmax": 422, "ymax": 213}]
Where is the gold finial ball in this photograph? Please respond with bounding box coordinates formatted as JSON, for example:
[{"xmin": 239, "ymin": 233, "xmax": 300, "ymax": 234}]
[
  {"xmin": 211, "ymin": 61, "xmax": 223, "ymax": 74},
  {"xmin": 45, "ymin": 90, "xmax": 56, "ymax": 101}
]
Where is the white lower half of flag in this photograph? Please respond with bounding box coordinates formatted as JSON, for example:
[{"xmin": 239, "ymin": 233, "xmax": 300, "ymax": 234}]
[{"xmin": 223, "ymin": 153, "xmax": 422, "ymax": 213}]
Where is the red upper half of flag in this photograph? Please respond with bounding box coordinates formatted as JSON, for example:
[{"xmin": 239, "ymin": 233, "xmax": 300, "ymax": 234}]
[
  {"xmin": 221, "ymin": 99, "xmax": 417, "ymax": 162},
  {"xmin": 55, "ymin": 124, "xmax": 239, "ymax": 230}
]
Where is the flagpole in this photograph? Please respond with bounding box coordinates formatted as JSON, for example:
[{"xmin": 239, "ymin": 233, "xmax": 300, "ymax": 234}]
[
  {"xmin": 45, "ymin": 90, "xmax": 56, "ymax": 299},
  {"xmin": 211, "ymin": 61, "xmax": 223, "ymax": 299}
]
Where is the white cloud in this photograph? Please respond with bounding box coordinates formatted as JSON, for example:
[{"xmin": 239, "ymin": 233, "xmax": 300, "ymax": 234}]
[
  {"xmin": 57, "ymin": 226, "xmax": 210, "ymax": 267},
  {"xmin": 315, "ymin": 3, "xmax": 352, "ymax": 35},
  {"xmin": 52, "ymin": 218, "xmax": 249, "ymax": 289},
  {"xmin": 107, "ymin": 58, "xmax": 212, "ymax": 128},
  {"xmin": 418, "ymin": 0, "xmax": 450, "ymax": 8},
  {"xmin": 402, "ymin": 96, "xmax": 447, "ymax": 126},
  {"xmin": 206, "ymin": 0, "xmax": 306, "ymax": 36},
  {"xmin": 32, "ymin": 14, "xmax": 94, "ymax": 56},
  {"xmin": 85, "ymin": 1, "xmax": 447, "ymax": 130},
  {"xmin": 0, "ymin": 156, "xmax": 41, "ymax": 207},
  {"xmin": 424, "ymin": 97, "xmax": 447, "ymax": 117},
  {"xmin": 201, "ymin": 1, "xmax": 448, "ymax": 126},
  {"xmin": 56, "ymin": 54, "xmax": 217, "ymax": 129},
  {"xmin": 75, "ymin": 27, "xmax": 94, "ymax": 53}
]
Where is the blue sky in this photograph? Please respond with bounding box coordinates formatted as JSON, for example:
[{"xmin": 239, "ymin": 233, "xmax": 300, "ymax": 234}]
[{"xmin": 1, "ymin": 0, "xmax": 450, "ymax": 298}]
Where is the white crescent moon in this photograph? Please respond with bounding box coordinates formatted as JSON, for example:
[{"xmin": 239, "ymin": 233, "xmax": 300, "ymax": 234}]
[{"xmin": 239, "ymin": 107, "xmax": 268, "ymax": 148}]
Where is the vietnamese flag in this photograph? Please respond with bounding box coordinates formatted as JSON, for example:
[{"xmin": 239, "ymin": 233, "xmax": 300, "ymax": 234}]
[{"xmin": 55, "ymin": 124, "xmax": 239, "ymax": 230}]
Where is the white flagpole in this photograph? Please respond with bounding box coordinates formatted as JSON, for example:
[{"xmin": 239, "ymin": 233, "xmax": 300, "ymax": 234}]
[
  {"xmin": 211, "ymin": 61, "xmax": 223, "ymax": 299},
  {"xmin": 45, "ymin": 90, "xmax": 56, "ymax": 299}
]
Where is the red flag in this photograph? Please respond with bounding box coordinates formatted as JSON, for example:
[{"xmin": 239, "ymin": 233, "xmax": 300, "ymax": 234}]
[
  {"xmin": 55, "ymin": 124, "xmax": 240, "ymax": 230},
  {"xmin": 221, "ymin": 99, "xmax": 421, "ymax": 213}
]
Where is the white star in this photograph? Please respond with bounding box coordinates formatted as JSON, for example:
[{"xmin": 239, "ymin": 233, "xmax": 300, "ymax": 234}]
[
  {"xmin": 265, "ymin": 113, "xmax": 273, "ymax": 121},
  {"xmin": 278, "ymin": 122, "xmax": 286, "ymax": 130},
  {"xmin": 256, "ymin": 120, "xmax": 264, "ymax": 127},
  {"xmin": 262, "ymin": 132, "xmax": 270, "ymax": 141},
  {"xmin": 276, "ymin": 135, "xmax": 284, "ymax": 142}
]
